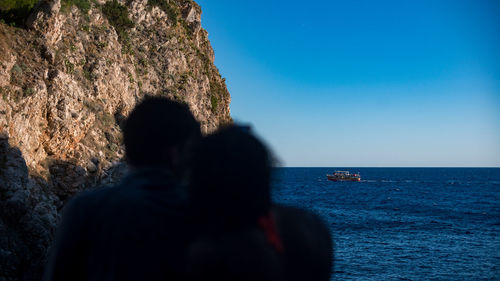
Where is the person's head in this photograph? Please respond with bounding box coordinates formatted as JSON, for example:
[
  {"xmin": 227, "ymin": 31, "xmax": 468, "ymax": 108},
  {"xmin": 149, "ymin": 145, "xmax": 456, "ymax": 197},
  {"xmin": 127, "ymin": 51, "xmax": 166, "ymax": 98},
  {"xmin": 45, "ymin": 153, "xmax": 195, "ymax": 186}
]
[
  {"xmin": 190, "ymin": 125, "xmax": 273, "ymax": 229},
  {"xmin": 123, "ymin": 97, "xmax": 200, "ymax": 174},
  {"xmin": 188, "ymin": 125, "xmax": 282, "ymax": 281}
]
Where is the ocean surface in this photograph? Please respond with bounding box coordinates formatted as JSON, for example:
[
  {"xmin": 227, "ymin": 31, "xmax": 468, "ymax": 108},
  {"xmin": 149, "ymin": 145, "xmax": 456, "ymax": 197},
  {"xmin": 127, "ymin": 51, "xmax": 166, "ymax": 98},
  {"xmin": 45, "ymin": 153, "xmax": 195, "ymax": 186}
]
[{"xmin": 271, "ymin": 168, "xmax": 500, "ymax": 280}]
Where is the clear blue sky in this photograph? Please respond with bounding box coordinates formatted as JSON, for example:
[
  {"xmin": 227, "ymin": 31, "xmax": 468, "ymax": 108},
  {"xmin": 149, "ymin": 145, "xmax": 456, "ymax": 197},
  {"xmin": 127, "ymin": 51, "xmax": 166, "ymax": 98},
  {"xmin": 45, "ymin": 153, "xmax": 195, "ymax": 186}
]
[{"xmin": 196, "ymin": 0, "xmax": 500, "ymax": 167}]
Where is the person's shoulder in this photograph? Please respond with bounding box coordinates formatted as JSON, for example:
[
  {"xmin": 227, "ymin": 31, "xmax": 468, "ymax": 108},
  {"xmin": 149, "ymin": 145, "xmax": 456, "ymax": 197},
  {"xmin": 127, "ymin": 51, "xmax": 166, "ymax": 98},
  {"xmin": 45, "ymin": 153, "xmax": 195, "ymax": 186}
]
[
  {"xmin": 273, "ymin": 204, "xmax": 326, "ymax": 226},
  {"xmin": 272, "ymin": 203, "xmax": 332, "ymax": 248},
  {"xmin": 273, "ymin": 204, "xmax": 333, "ymax": 281},
  {"xmin": 63, "ymin": 184, "xmax": 118, "ymax": 213},
  {"xmin": 73, "ymin": 184, "xmax": 117, "ymax": 202}
]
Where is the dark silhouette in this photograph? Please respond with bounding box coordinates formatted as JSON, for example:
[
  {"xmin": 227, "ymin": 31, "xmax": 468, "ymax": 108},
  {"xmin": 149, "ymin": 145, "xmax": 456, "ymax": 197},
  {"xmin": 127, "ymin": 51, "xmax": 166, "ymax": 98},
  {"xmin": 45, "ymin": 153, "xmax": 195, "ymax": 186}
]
[
  {"xmin": 190, "ymin": 126, "xmax": 272, "ymax": 230},
  {"xmin": 188, "ymin": 126, "xmax": 283, "ymax": 281},
  {"xmin": 187, "ymin": 126, "xmax": 333, "ymax": 281},
  {"xmin": 43, "ymin": 97, "xmax": 201, "ymax": 281},
  {"xmin": 273, "ymin": 205, "xmax": 333, "ymax": 281}
]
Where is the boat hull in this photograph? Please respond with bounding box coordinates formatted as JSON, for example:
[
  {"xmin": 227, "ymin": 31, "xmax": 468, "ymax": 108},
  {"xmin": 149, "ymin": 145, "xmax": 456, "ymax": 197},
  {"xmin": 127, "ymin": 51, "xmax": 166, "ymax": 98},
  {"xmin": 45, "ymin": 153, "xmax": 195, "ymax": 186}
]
[
  {"xmin": 327, "ymin": 171, "xmax": 361, "ymax": 182},
  {"xmin": 327, "ymin": 176, "xmax": 360, "ymax": 182}
]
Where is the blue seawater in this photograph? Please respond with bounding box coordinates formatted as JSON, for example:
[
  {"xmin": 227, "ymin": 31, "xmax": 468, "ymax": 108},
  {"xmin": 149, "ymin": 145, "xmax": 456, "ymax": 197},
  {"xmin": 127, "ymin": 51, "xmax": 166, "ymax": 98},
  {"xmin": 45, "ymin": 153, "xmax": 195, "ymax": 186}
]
[{"xmin": 271, "ymin": 168, "xmax": 500, "ymax": 280}]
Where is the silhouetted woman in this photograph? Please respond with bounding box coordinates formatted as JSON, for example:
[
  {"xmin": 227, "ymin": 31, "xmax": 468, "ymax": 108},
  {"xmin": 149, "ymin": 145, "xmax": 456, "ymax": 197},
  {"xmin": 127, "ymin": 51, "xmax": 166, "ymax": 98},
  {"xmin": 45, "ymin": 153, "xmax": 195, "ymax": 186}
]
[{"xmin": 188, "ymin": 126, "xmax": 332, "ymax": 281}]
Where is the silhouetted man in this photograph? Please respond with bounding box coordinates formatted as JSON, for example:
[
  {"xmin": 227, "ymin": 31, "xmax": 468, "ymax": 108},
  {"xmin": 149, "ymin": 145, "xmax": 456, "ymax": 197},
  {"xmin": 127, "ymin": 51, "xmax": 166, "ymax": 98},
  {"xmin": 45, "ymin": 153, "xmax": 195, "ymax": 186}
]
[{"xmin": 43, "ymin": 97, "xmax": 201, "ymax": 281}]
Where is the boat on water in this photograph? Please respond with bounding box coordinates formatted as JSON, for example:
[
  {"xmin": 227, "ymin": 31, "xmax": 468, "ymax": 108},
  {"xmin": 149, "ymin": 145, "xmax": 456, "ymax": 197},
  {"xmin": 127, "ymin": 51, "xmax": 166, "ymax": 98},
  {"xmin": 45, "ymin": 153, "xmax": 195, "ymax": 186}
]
[{"xmin": 327, "ymin": 171, "xmax": 361, "ymax": 182}]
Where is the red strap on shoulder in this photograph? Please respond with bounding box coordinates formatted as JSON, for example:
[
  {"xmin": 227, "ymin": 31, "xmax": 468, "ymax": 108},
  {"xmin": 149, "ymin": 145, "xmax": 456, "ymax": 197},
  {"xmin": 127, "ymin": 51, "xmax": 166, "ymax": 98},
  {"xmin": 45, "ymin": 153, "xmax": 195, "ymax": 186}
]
[{"xmin": 258, "ymin": 212, "xmax": 284, "ymax": 253}]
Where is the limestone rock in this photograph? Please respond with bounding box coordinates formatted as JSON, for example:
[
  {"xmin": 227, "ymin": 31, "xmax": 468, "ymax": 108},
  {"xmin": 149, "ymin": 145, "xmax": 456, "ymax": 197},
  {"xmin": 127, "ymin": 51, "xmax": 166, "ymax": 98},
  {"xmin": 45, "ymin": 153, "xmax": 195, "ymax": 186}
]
[
  {"xmin": 26, "ymin": 0, "xmax": 63, "ymax": 46},
  {"xmin": 0, "ymin": 0, "xmax": 232, "ymax": 279}
]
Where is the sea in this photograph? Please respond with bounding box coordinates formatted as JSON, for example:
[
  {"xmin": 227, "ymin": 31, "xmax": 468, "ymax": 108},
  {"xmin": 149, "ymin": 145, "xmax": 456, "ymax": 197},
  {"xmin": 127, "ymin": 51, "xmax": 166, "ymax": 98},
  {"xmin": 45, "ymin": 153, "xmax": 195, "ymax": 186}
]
[{"xmin": 271, "ymin": 168, "xmax": 500, "ymax": 281}]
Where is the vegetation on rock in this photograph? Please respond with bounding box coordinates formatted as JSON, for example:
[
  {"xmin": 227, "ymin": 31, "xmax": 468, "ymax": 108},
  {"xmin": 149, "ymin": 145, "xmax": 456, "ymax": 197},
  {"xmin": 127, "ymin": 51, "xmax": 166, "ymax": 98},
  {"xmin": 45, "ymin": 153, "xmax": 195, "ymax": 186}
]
[
  {"xmin": 101, "ymin": 0, "xmax": 134, "ymax": 54},
  {"xmin": 0, "ymin": 0, "xmax": 38, "ymax": 26},
  {"xmin": 61, "ymin": 0, "xmax": 91, "ymax": 13},
  {"xmin": 147, "ymin": 0, "xmax": 178, "ymax": 25}
]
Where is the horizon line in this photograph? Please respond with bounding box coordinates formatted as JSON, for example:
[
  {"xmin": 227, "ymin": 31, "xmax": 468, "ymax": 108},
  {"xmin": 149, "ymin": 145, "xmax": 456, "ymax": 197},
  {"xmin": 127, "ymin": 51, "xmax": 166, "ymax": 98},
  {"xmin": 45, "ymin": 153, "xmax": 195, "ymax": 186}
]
[{"xmin": 276, "ymin": 166, "xmax": 500, "ymax": 168}]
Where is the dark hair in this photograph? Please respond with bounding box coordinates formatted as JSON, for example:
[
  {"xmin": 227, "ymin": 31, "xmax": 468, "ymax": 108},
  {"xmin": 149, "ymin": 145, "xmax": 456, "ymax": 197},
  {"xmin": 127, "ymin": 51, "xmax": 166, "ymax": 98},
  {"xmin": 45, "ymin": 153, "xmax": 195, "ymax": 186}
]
[
  {"xmin": 190, "ymin": 126, "xmax": 272, "ymax": 229},
  {"xmin": 123, "ymin": 97, "xmax": 200, "ymax": 167}
]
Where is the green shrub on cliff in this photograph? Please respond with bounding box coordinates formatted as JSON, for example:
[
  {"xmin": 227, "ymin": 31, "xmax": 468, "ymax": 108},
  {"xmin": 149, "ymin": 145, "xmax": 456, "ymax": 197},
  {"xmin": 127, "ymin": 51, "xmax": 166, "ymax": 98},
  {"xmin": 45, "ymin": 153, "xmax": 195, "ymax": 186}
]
[
  {"xmin": 101, "ymin": 0, "xmax": 134, "ymax": 53},
  {"xmin": 102, "ymin": 0, "xmax": 134, "ymax": 32},
  {"xmin": 0, "ymin": 0, "xmax": 36, "ymax": 12},
  {"xmin": 61, "ymin": 0, "xmax": 91, "ymax": 13},
  {"xmin": 147, "ymin": 0, "xmax": 178, "ymax": 25},
  {"xmin": 210, "ymin": 95, "xmax": 218, "ymax": 113},
  {"xmin": 0, "ymin": 0, "xmax": 38, "ymax": 26}
]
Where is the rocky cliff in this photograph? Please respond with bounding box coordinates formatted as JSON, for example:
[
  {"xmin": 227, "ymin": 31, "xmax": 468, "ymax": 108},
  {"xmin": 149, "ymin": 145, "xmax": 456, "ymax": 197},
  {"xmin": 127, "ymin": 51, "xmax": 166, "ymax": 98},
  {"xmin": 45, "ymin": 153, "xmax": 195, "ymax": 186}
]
[{"xmin": 0, "ymin": 0, "xmax": 231, "ymax": 279}]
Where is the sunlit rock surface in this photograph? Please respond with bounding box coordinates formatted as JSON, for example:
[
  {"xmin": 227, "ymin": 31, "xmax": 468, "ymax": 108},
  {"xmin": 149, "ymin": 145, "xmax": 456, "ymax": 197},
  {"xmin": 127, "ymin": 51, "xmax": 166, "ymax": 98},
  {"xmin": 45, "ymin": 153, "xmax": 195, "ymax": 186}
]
[{"xmin": 0, "ymin": 0, "xmax": 231, "ymax": 279}]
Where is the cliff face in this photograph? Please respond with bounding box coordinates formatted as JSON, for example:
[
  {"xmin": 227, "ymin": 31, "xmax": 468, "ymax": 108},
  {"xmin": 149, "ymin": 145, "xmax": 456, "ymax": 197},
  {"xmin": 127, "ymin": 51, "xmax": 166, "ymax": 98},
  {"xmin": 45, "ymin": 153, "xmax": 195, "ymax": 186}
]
[{"xmin": 0, "ymin": 0, "xmax": 231, "ymax": 279}]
